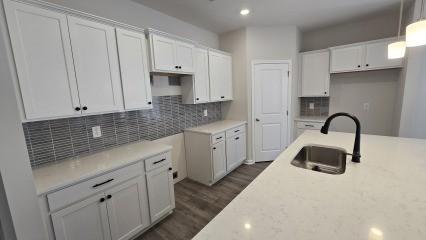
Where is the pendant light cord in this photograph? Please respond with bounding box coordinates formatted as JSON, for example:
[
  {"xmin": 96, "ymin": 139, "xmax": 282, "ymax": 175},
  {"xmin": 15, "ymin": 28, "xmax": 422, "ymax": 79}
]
[{"xmin": 398, "ymin": 0, "xmax": 404, "ymax": 39}]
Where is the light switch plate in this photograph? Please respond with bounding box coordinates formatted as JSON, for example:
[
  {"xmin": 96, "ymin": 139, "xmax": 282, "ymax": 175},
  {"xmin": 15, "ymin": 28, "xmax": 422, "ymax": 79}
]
[
  {"xmin": 203, "ymin": 109, "xmax": 208, "ymax": 117},
  {"xmin": 309, "ymin": 103, "xmax": 315, "ymax": 110},
  {"xmin": 92, "ymin": 126, "xmax": 102, "ymax": 138}
]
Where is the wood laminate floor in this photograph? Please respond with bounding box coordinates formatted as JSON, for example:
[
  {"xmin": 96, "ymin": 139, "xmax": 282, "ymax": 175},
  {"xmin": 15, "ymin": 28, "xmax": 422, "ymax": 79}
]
[{"xmin": 136, "ymin": 162, "xmax": 271, "ymax": 240}]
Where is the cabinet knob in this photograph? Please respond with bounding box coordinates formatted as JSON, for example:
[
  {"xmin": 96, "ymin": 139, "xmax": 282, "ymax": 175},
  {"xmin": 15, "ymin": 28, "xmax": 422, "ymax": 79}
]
[
  {"xmin": 99, "ymin": 198, "xmax": 105, "ymax": 203},
  {"xmin": 148, "ymin": 101, "xmax": 152, "ymax": 105},
  {"xmin": 106, "ymin": 195, "xmax": 112, "ymax": 199},
  {"xmin": 235, "ymin": 137, "xmax": 240, "ymax": 140},
  {"xmin": 169, "ymin": 167, "xmax": 172, "ymax": 171},
  {"xmin": 74, "ymin": 107, "xmax": 81, "ymax": 111},
  {"xmin": 82, "ymin": 106, "xmax": 88, "ymax": 111},
  {"xmin": 324, "ymin": 91, "xmax": 327, "ymax": 95},
  {"xmin": 221, "ymin": 96, "xmax": 225, "ymax": 99},
  {"xmin": 256, "ymin": 118, "xmax": 260, "ymax": 122},
  {"xmin": 366, "ymin": 64, "xmax": 370, "ymax": 67},
  {"xmin": 213, "ymin": 147, "xmax": 216, "ymax": 150},
  {"xmin": 175, "ymin": 66, "xmax": 179, "ymax": 69},
  {"xmin": 357, "ymin": 65, "xmax": 361, "ymax": 68},
  {"xmin": 196, "ymin": 98, "xmax": 200, "ymax": 101},
  {"xmin": 178, "ymin": 66, "xmax": 182, "ymax": 69}
]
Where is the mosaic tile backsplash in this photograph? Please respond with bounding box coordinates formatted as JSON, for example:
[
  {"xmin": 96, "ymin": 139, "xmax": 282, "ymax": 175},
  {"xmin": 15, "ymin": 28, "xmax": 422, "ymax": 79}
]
[
  {"xmin": 23, "ymin": 95, "xmax": 222, "ymax": 167},
  {"xmin": 300, "ymin": 97, "xmax": 329, "ymax": 116}
]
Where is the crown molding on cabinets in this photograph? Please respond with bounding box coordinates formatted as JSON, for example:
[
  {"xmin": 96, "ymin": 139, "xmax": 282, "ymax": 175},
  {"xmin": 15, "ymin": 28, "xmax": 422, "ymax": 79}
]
[
  {"xmin": 3, "ymin": 0, "xmax": 145, "ymax": 32},
  {"xmin": 145, "ymin": 28, "xmax": 197, "ymax": 45}
]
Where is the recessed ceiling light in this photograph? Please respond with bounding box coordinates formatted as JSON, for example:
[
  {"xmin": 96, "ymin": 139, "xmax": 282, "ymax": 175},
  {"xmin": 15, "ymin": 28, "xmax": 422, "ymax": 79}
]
[{"xmin": 240, "ymin": 9, "xmax": 250, "ymax": 16}]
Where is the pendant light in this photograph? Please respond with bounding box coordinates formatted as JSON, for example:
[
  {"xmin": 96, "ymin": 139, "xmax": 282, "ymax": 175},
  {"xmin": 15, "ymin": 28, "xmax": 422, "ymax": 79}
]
[
  {"xmin": 406, "ymin": 0, "xmax": 426, "ymax": 47},
  {"xmin": 388, "ymin": 0, "xmax": 406, "ymax": 59}
]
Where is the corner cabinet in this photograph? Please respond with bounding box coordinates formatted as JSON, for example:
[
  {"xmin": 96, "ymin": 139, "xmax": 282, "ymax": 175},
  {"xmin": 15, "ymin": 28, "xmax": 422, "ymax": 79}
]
[
  {"xmin": 209, "ymin": 50, "xmax": 233, "ymax": 101},
  {"xmin": 300, "ymin": 50, "xmax": 330, "ymax": 97},
  {"xmin": 148, "ymin": 31, "xmax": 195, "ymax": 74},
  {"xmin": 40, "ymin": 151, "xmax": 174, "ymax": 240},
  {"xmin": 184, "ymin": 121, "xmax": 246, "ymax": 186},
  {"xmin": 330, "ymin": 38, "xmax": 404, "ymax": 73}
]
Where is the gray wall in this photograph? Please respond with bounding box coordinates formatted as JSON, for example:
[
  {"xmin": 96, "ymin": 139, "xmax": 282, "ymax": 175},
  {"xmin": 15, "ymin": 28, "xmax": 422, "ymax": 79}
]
[
  {"xmin": 43, "ymin": 0, "xmax": 219, "ymax": 48},
  {"xmin": 0, "ymin": 1, "xmax": 47, "ymax": 239},
  {"xmin": 301, "ymin": 11, "xmax": 404, "ymax": 136}
]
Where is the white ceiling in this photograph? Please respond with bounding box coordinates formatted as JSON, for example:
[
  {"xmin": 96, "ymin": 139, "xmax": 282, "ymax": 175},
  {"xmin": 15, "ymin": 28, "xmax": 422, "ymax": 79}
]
[{"xmin": 134, "ymin": 0, "xmax": 403, "ymax": 34}]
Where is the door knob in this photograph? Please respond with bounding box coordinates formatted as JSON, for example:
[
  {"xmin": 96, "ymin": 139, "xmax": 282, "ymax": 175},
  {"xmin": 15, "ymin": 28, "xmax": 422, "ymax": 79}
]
[{"xmin": 256, "ymin": 118, "xmax": 260, "ymax": 122}]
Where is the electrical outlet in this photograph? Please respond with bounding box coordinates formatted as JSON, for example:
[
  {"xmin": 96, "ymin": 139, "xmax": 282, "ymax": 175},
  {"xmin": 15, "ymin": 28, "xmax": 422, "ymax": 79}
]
[
  {"xmin": 92, "ymin": 126, "xmax": 102, "ymax": 138},
  {"xmin": 363, "ymin": 103, "xmax": 370, "ymax": 111},
  {"xmin": 309, "ymin": 103, "xmax": 315, "ymax": 110},
  {"xmin": 203, "ymin": 109, "xmax": 208, "ymax": 117}
]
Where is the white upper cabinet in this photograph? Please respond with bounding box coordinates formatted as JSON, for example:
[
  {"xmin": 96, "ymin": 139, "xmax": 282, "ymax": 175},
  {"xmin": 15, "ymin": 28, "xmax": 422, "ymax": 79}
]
[
  {"xmin": 300, "ymin": 50, "xmax": 330, "ymax": 97},
  {"xmin": 330, "ymin": 45, "xmax": 364, "ymax": 73},
  {"xmin": 365, "ymin": 40, "xmax": 403, "ymax": 70},
  {"xmin": 4, "ymin": 1, "xmax": 81, "ymax": 120},
  {"xmin": 68, "ymin": 16, "xmax": 123, "ymax": 115},
  {"xmin": 150, "ymin": 34, "xmax": 176, "ymax": 72},
  {"xmin": 116, "ymin": 28, "xmax": 152, "ymax": 110},
  {"xmin": 330, "ymin": 38, "xmax": 403, "ymax": 73},
  {"xmin": 148, "ymin": 32, "xmax": 195, "ymax": 74},
  {"xmin": 209, "ymin": 50, "xmax": 233, "ymax": 101},
  {"xmin": 181, "ymin": 48, "xmax": 210, "ymax": 104},
  {"xmin": 175, "ymin": 41, "xmax": 195, "ymax": 73}
]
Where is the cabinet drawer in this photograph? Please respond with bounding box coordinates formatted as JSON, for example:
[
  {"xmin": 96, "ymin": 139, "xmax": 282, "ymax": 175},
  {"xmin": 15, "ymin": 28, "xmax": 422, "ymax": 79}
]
[
  {"xmin": 296, "ymin": 121, "xmax": 324, "ymax": 130},
  {"xmin": 145, "ymin": 152, "xmax": 171, "ymax": 172},
  {"xmin": 47, "ymin": 162, "xmax": 143, "ymax": 212},
  {"xmin": 226, "ymin": 125, "xmax": 246, "ymax": 138},
  {"xmin": 211, "ymin": 132, "xmax": 225, "ymax": 145}
]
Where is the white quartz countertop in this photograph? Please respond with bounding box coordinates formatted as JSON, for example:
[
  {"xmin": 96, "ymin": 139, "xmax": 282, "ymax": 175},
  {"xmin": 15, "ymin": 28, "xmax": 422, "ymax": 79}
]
[
  {"xmin": 32, "ymin": 141, "xmax": 172, "ymax": 195},
  {"xmin": 194, "ymin": 131, "xmax": 426, "ymax": 240},
  {"xmin": 295, "ymin": 115, "xmax": 328, "ymax": 122},
  {"xmin": 185, "ymin": 120, "xmax": 247, "ymax": 135}
]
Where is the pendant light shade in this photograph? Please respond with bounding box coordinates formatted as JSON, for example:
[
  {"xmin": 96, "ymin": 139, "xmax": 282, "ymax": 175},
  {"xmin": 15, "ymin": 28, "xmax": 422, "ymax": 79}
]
[
  {"xmin": 406, "ymin": 19, "xmax": 426, "ymax": 47},
  {"xmin": 388, "ymin": 41, "xmax": 407, "ymax": 59}
]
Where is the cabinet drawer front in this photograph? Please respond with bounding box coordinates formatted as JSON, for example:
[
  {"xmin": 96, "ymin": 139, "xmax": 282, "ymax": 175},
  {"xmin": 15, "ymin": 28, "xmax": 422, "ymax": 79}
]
[
  {"xmin": 296, "ymin": 121, "xmax": 324, "ymax": 130},
  {"xmin": 48, "ymin": 162, "xmax": 143, "ymax": 212},
  {"xmin": 211, "ymin": 132, "xmax": 225, "ymax": 145},
  {"xmin": 226, "ymin": 125, "xmax": 246, "ymax": 138},
  {"xmin": 145, "ymin": 152, "xmax": 171, "ymax": 172}
]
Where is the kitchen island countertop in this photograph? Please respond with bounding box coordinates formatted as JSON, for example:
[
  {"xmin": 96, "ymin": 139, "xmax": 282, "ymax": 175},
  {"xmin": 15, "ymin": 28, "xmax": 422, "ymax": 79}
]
[{"xmin": 194, "ymin": 131, "xmax": 426, "ymax": 240}]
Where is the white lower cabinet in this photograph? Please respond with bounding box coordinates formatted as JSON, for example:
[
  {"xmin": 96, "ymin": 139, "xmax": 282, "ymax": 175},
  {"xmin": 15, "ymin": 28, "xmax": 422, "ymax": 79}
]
[
  {"xmin": 226, "ymin": 132, "xmax": 247, "ymax": 172},
  {"xmin": 45, "ymin": 151, "xmax": 174, "ymax": 240},
  {"xmin": 146, "ymin": 164, "xmax": 175, "ymax": 223},
  {"xmin": 212, "ymin": 141, "xmax": 227, "ymax": 181},
  {"xmin": 185, "ymin": 122, "xmax": 247, "ymax": 186},
  {"xmin": 51, "ymin": 193, "xmax": 111, "ymax": 240},
  {"xmin": 295, "ymin": 120, "xmax": 325, "ymax": 138}
]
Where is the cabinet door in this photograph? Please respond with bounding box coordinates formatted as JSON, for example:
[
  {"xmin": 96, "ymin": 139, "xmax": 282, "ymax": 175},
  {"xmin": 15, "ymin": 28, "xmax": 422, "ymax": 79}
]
[
  {"xmin": 151, "ymin": 34, "xmax": 176, "ymax": 72},
  {"xmin": 146, "ymin": 165, "xmax": 175, "ymax": 223},
  {"xmin": 226, "ymin": 133, "xmax": 246, "ymax": 172},
  {"xmin": 106, "ymin": 176, "xmax": 150, "ymax": 240},
  {"xmin": 365, "ymin": 40, "xmax": 403, "ymax": 70},
  {"xmin": 116, "ymin": 28, "xmax": 152, "ymax": 110},
  {"xmin": 330, "ymin": 46, "xmax": 364, "ymax": 73},
  {"xmin": 212, "ymin": 141, "xmax": 227, "ymax": 181},
  {"xmin": 194, "ymin": 48, "xmax": 210, "ymax": 103},
  {"xmin": 4, "ymin": 1, "xmax": 80, "ymax": 120},
  {"xmin": 301, "ymin": 51, "xmax": 330, "ymax": 97},
  {"xmin": 51, "ymin": 193, "xmax": 111, "ymax": 240},
  {"xmin": 209, "ymin": 51, "xmax": 233, "ymax": 101},
  {"xmin": 175, "ymin": 40, "xmax": 195, "ymax": 73},
  {"xmin": 68, "ymin": 16, "xmax": 123, "ymax": 114}
]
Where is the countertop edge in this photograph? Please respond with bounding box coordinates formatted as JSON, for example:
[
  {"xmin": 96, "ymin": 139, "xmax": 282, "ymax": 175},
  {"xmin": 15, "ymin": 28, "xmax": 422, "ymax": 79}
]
[{"xmin": 184, "ymin": 121, "xmax": 247, "ymax": 135}]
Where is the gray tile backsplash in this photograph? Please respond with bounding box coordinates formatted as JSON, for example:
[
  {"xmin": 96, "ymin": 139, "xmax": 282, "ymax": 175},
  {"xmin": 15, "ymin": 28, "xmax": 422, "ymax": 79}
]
[
  {"xmin": 23, "ymin": 95, "xmax": 222, "ymax": 167},
  {"xmin": 300, "ymin": 97, "xmax": 329, "ymax": 116}
]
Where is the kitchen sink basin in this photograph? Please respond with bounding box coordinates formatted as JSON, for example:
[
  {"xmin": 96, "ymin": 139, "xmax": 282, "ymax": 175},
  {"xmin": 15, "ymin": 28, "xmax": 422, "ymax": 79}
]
[{"xmin": 291, "ymin": 145, "xmax": 347, "ymax": 175}]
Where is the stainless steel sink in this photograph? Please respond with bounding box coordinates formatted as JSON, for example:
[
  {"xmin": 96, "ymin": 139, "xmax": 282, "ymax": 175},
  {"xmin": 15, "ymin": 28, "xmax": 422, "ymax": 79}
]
[{"xmin": 291, "ymin": 145, "xmax": 347, "ymax": 175}]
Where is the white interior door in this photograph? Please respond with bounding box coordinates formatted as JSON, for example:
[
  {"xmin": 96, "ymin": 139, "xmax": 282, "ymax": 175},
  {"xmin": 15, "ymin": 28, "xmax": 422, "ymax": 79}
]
[
  {"xmin": 254, "ymin": 63, "xmax": 289, "ymax": 162},
  {"xmin": 116, "ymin": 28, "xmax": 152, "ymax": 110},
  {"xmin": 68, "ymin": 16, "xmax": 122, "ymax": 114},
  {"xmin": 4, "ymin": 1, "xmax": 81, "ymax": 120}
]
